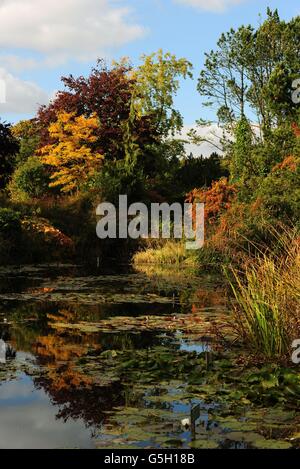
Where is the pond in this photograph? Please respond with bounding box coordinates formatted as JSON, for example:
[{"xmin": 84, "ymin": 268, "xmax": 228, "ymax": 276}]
[{"xmin": 0, "ymin": 264, "xmax": 299, "ymax": 449}]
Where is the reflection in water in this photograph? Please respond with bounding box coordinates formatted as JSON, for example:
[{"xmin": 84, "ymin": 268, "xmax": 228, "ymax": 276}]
[
  {"xmin": 0, "ymin": 339, "xmax": 6, "ymax": 364},
  {"xmin": 0, "ymin": 266, "xmax": 232, "ymax": 449},
  {"xmin": 180, "ymin": 340, "xmax": 211, "ymax": 354},
  {"xmin": 0, "ymin": 331, "xmax": 16, "ymax": 363},
  {"xmin": 0, "ymin": 369, "xmax": 95, "ymax": 449},
  {"xmin": 1, "ymin": 306, "xmax": 168, "ymax": 429}
]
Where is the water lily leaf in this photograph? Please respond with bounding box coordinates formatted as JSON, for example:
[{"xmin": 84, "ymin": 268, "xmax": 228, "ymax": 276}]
[
  {"xmin": 224, "ymin": 432, "xmax": 263, "ymax": 444},
  {"xmin": 263, "ymin": 410, "xmax": 295, "ymax": 424},
  {"xmin": 261, "ymin": 375, "xmax": 279, "ymax": 389},
  {"xmin": 253, "ymin": 439, "xmax": 292, "ymax": 449},
  {"xmin": 217, "ymin": 417, "xmax": 257, "ymax": 432},
  {"xmin": 189, "ymin": 440, "xmax": 219, "ymax": 449}
]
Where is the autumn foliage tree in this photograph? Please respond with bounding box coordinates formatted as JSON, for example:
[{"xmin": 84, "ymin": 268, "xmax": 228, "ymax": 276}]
[
  {"xmin": 186, "ymin": 178, "xmax": 237, "ymax": 225},
  {"xmin": 37, "ymin": 60, "xmax": 156, "ymax": 161},
  {"xmin": 36, "ymin": 53, "xmax": 192, "ymax": 201},
  {"xmin": 39, "ymin": 112, "xmax": 103, "ymax": 193}
]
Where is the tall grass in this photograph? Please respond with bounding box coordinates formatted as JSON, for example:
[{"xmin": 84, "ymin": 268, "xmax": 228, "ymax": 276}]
[
  {"xmin": 228, "ymin": 229, "xmax": 300, "ymax": 358},
  {"xmin": 133, "ymin": 240, "xmax": 197, "ymax": 266}
]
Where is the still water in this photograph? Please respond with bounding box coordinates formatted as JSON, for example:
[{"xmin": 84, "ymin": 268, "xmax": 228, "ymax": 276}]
[
  {"xmin": 0, "ymin": 264, "xmax": 297, "ymax": 449},
  {"xmin": 0, "ymin": 264, "xmax": 225, "ymax": 449}
]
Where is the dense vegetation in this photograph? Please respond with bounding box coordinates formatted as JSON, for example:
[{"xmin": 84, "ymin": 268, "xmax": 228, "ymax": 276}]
[{"xmin": 0, "ymin": 9, "xmax": 299, "ymax": 359}]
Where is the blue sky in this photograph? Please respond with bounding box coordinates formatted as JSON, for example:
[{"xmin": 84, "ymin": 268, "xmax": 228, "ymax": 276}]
[{"xmin": 0, "ymin": 0, "xmax": 299, "ymax": 126}]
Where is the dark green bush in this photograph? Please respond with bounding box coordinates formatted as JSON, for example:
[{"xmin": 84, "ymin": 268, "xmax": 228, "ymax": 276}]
[
  {"xmin": 257, "ymin": 162, "xmax": 300, "ymax": 224},
  {"xmin": 0, "ymin": 208, "xmax": 21, "ymax": 237},
  {"xmin": 89, "ymin": 160, "xmax": 145, "ymax": 204},
  {"xmin": 0, "ymin": 208, "xmax": 22, "ymax": 264}
]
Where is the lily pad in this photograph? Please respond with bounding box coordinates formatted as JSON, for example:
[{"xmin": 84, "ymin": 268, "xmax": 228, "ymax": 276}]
[
  {"xmin": 252, "ymin": 439, "xmax": 292, "ymax": 449},
  {"xmin": 189, "ymin": 440, "xmax": 219, "ymax": 449}
]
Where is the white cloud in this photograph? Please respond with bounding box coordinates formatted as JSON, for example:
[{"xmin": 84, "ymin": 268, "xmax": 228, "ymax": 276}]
[
  {"xmin": 0, "ymin": 378, "xmax": 93, "ymax": 449},
  {"xmin": 0, "ymin": 67, "xmax": 49, "ymax": 113},
  {"xmin": 0, "ymin": 0, "xmax": 144, "ymax": 64},
  {"xmin": 0, "ymin": 55, "xmax": 39, "ymax": 72},
  {"xmin": 178, "ymin": 124, "xmax": 226, "ymax": 157},
  {"xmin": 174, "ymin": 0, "xmax": 246, "ymax": 13}
]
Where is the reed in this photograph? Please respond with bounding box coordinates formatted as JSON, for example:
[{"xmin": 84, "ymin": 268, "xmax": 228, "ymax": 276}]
[
  {"xmin": 133, "ymin": 241, "xmax": 197, "ymax": 266},
  {"xmin": 228, "ymin": 229, "xmax": 300, "ymax": 358}
]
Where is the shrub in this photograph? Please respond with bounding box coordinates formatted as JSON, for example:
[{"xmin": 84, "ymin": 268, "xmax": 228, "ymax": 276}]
[
  {"xmin": 186, "ymin": 178, "xmax": 237, "ymax": 225},
  {"xmin": 257, "ymin": 156, "xmax": 300, "ymax": 224},
  {"xmin": 89, "ymin": 160, "xmax": 145, "ymax": 204},
  {"xmin": 21, "ymin": 216, "xmax": 74, "ymax": 262},
  {"xmin": 0, "ymin": 208, "xmax": 22, "ymax": 264},
  {"xmin": 0, "ymin": 208, "xmax": 21, "ymax": 238},
  {"xmin": 9, "ymin": 156, "xmax": 50, "ymax": 201}
]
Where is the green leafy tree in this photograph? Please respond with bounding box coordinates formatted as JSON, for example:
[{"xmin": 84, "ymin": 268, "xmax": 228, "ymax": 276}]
[
  {"xmin": 257, "ymin": 157, "xmax": 300, "ymax": 225},
  {"xmin": 231, "ymin": 115, "xmax": 254, "ymax": 181},
  {"xmin": 12, "ymin": 119, "xmax": 41, "ymax": 165},
  {"xmin": 9, "ymin": 156, "xmax": 50, "ymax": 201},
  {"xmin": 88, "ymin": 51, "xmax": 193, "ymax": 202},
  {"xmin": 133, "ymin": 50, "xmax": 193, "ymax": 137},
  {"xmin": 198, "ymin": 9, "xmax": 300, "ymax": 136}
]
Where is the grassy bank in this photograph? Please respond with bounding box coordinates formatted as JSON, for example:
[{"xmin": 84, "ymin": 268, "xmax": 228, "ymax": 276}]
[{"xmin": 133, "ymin": 240, "xmax": 198, "ymax": 266}]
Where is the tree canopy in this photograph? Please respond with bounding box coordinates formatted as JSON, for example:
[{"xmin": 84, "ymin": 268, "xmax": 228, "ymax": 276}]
[{"xmin": 0, "ymin": 120, "xmax": 19, "ymax": 189}]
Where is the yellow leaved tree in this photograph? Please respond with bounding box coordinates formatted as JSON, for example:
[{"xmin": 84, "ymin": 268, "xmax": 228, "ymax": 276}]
[{"xmin": 40, "ymin": 111, "xmax": 103, "ymax": 193}]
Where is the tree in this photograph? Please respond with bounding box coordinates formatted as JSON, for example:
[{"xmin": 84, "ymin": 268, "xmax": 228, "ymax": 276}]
[
  {"xmin": 198, "ymin": 25, "xmax": 252, "ymax": 129},
  {"xmin": 133, "ymin": 49, "xmax": 193, "ymax": 137},
  {"xmin": 9, "ymin": 156, "xmax": 50, "ymax": 201},
  {"xmin": 37, "ymin": 60, "xmax": 156, "ymax": 162},
  {"xmin": 36, "ymin": 54, "xmax": 193, "ymax": 201},
  {"xmin": 39, "ymin": 112, "xmax": 103, "ymax": 193},
  {"xmin": 257, "ymin": 156, "xmax": 300, "ymax": 225},
  {"xmin": 12, "ymin": 119, "xmax": 41, "ymax": 165},
  {"xmin": 198, "ymin": 9, "xmax": 300, "ymax": 136},
  {"xmin": 176, "ymin": 152, "xmax": 228, "ymax": 197},
  {"xmin": 231, "ymin": 115, "xmax": 254, "ymax": 181},
  {"xmin": 124, "ymin": 50, "xmax": 193, "ymax": 199},
  {"xmin": 0, "ymin": 120, "xmax": 19, "ymax": 189},
  {"xmin": 195, "ymin": 8, "xmax": 300, "ymax": 192},
  {"xmin": 186, "ymin": 178, "xmax": 237, "ymax": 225}
]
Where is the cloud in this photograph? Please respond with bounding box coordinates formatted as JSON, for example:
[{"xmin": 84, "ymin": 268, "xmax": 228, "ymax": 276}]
[
  {"xmin": 0, "ymin": 67, "xmax": 49, "ymax": 113},
  {"xmin": 174, "ymin": 0, "xmax": 246, "ymax": 13},
  {"xmin": 0, "ymin": 0, "xmax": 145, "ymax": 65},
  {"xmin": 0, "ymin": 377, "xmax": 93, "ymax": 449},
  {"xmin": 178, "ymin": 124, "xmax": 226, "ymax": 157},
  {"xmin": 0, "ymin": 55, "xmax": 39, "ymax": 72}
]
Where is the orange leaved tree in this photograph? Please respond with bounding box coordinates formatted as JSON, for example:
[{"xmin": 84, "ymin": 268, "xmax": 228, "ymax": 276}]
[
  {"xmin": 39, "ymin": 111, "xmax": 103, "ymax": 193},
  {"xmin": 186, "ymin": 178, "xmax": 237, "ymax": 225}
]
